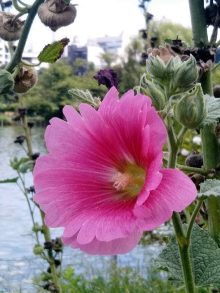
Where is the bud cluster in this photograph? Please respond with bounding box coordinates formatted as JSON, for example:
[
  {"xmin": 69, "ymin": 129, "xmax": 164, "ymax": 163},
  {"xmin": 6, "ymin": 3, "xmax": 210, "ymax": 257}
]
[{"xmin": 146, "ymin": 52, "xmax": 198, "ymax": 97}]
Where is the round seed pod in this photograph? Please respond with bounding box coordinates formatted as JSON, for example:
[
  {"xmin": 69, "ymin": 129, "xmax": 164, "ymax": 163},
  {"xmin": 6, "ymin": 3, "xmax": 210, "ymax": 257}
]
[
  {"xmin": 14, "ymin": 66, "xmax": 38, "ymax": 93},
  {"xmin": 0, "ymin": 12, "xmax": 24, "ymax": 41},
  {"xmin": 38, "ymin": 0, "xmax": 77, "ymax": 31}
]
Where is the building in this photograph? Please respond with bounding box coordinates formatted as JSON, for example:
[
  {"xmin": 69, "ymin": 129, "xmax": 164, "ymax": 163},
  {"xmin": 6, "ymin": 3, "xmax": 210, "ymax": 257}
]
[
  {"xmin": 67, "ymin": 44, "xmax": 88, "ymax": 75},
  {"xmin": 0, "ymin": 39, "xmax": 10, "ymax": 66}
]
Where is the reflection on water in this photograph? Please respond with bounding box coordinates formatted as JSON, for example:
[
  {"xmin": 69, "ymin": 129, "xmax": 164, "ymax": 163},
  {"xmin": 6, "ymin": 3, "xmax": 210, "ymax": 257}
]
[{"xmin": 0, "ymin": 126, "xmax": 161, "ymax": 292}]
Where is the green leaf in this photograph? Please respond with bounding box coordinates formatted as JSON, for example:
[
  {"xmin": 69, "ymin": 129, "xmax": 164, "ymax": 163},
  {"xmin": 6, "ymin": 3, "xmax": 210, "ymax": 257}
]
[
  {"xmin": 155, "ymin": 225, "xmax": 220, "ymax": 287},
  {"xmin": 38, "ymin": 38, "xmax": 70, "ymax": 63},
  {"xmin": 202, "ymin": 95, "xmax": 220, "ymax": 125},
  {"xmin": 199, "ymin": 179, "xmax": 220, "ymax": 198},
  {"xmin": 0, "ymin": 177, "xmax": 18, "ymax": 183}
]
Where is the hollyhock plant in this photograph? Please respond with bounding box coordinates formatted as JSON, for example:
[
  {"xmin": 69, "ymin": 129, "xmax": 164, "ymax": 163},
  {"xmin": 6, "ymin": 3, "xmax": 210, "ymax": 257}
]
[{"xmin": 33, "ymin": 87, "xmax": 197, "ymax": 255}]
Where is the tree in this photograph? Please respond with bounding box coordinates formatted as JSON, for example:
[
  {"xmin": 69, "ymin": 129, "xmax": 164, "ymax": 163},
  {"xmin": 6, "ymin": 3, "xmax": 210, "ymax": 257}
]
[{"xmin": 148, "ymin": 20, "xmax": 193, "ymax": 47}]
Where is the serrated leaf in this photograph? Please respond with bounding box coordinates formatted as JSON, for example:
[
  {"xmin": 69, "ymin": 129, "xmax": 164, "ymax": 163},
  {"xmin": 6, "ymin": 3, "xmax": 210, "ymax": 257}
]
[
  {"xmin": 155, "ymin": 225, "xmax": 220, "ymax": 287},
  {"xmin": 0, "ymin": 177, "xmax": 18, "ymax": 183},
  {"xmin": 202, "ymin": 95, "xmax": 220, "ymax": 125},
  {"xmin": 198, "ymin": 179, "xmax": 220, "ymax": 198},
  {"xmin": 38, "ymin": 38, "xmax": 70, "ymax": 63}
]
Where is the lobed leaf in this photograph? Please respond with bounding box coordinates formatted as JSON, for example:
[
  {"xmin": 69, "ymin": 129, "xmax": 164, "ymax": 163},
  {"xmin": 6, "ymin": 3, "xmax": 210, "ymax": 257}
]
[
  {"xmin": 155, "ymin": 225, "xmax": 220, "ymax": 288},
  {"xmin": 198, "ymin": 179, "xmax": 220, "ymax": 198}
]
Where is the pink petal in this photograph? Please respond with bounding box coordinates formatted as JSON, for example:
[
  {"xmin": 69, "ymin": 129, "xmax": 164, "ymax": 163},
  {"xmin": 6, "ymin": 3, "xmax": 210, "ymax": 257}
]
[
  {"xmin": 134, "ymin": 169, "xmax": 197, "ymax": 230},
  {"xmin": 62, "ymin": 230, "xmax": 142, "ymax": 255}
]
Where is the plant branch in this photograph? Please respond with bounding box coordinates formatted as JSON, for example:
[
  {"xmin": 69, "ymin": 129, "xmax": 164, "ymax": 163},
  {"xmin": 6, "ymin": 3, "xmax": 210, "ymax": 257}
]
[
  {"xmin": 6, "ymin": 0, "xmax": 44, "ymax": 73},
  {"xmin": 186, "ymin": 198, "xmax": 204, "ymax": 241},
  {"xmin": 167, "ymin": 122, "xmax": 196, "ymax": 293},
  {"xmin": 177, "ymin": 164, "xmax": 208, "ymax": 175}
]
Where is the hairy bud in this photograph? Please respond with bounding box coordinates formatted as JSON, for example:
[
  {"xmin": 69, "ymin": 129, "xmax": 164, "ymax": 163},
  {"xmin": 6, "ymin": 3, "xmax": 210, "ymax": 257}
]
[
  {"xmin": 0, "ymin": 69, "xmax": 14, "ymax": 94},
  {"xmin": 0, "ymin": 12, "xmax": 24, "ymax": 41},
  {"xmin": 141, "ymin": 79, "xmax": 166, "ymax": 110},
  {"xmin": 174, "ymin": 84, "xmax": 207, "ymax": 129},
  {"xmin": 14, "ymin": 66, "xmax": 38, "ymax": 93},
  {"xmin": 146, "ymin": 56, "xmax": 167, "ymax": 81},
  {"xmin": 173, "ymin": 55, "xmax": 198, "ymax": 91},
  {"xmin": 38, "ymin": 0, "xmax": 77, "ymax": 31},
  {"xmin": 33, "ymin": 244, "xmax": 44, "ymax": 255}
]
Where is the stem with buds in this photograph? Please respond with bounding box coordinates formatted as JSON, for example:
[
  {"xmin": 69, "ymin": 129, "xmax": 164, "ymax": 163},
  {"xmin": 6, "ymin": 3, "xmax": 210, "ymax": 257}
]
[{"xmin": 6, "ymin": 0, "xmax": 44, "ymax": 73}]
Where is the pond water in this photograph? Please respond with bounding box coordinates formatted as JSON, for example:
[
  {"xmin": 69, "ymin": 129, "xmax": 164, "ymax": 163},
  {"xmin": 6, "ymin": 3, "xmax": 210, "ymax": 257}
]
[{"xmin": 0, "ymin": 126, "xmax": 163, "ymax": 292}]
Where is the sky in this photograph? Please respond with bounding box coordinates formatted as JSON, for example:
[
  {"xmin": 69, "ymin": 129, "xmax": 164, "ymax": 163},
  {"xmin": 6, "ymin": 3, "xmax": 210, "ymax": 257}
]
[{"xmin": 24, "ymin": 0, "xmax": 192, "ymax": 52}]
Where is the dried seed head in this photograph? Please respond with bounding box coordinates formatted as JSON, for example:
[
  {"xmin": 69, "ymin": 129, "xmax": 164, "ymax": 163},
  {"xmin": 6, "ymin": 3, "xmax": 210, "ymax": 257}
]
[
  {"xmin": 14, "ymin": 66, "xmax": 38, "ymax": 93},
  {"xmin": 0, "ymin": 12, "xmax": 24, "ymax": 41},
  {"xmin": 38, "ymin": 0, "xmax": 77, "ymax": 31}
]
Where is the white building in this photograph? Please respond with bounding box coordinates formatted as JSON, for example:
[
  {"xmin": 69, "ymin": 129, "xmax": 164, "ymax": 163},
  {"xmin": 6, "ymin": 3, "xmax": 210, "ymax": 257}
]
[{"xmin": 0, "ymin": 39, "xmax": 10, "ymax": 66}]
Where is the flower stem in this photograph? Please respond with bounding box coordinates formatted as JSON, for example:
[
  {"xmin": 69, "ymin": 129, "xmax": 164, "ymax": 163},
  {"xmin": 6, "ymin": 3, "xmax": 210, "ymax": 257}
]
[
  {"xmin": 20, "ymin": 113, "xmax": 62, "ymax": 292},
  {"xmin": 168, "ymin": 124, "xmax": 196, "ymax": 293},
  {"xmin": 40, "ymin": 210, "xmax": 63, "ymax": 293},
  {"xmin": 186, "ymin": 198, "xmax": 204, "ymax": 241},
  {"xmin": 6, "ymin": 0, "xmax": 44, "ymax": 73}
]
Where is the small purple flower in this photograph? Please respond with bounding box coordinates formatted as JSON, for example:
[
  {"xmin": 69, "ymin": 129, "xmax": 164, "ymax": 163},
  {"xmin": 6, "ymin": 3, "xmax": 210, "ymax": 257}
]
[{"xmin": 94, "ymin": 69, "xmax": 118, "ymax": 89}]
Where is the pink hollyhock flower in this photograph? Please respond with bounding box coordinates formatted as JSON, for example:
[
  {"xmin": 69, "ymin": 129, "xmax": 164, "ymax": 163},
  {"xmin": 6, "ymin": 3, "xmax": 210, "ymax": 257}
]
[{"xmin": 34, "ymin": 87, "xmax": 197, "ymax": 255}]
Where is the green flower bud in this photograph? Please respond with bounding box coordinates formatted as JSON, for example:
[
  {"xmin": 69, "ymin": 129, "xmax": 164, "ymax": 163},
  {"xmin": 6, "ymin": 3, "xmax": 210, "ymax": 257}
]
[
  {"xmin": 32, "ymin": 223, "xmax": 43, "ymax": 233},
  {"xmin": 146, "ymin": 55, "xmax": 181, "ymax": 87},
  {"xmin": 173, "ymin": 55, "xmax": 198, "ymax": 90},
  {"xmin": 33, "ymin": 244, "xmax": 44, "ymax": 255},
  {"xmin": 174, "ymin": 84, "xmax": 207, "ymax": 129},
  {"xmin": 0, "ymin": 69, "xmax": 14, "ymax": 94},
  {"xmin": 146, "ymin": 56, "xmax": 166, "ymax": 80},
  {"xmin": 141, "ymin": 79, "xmax": 166, "ymax": 110}
]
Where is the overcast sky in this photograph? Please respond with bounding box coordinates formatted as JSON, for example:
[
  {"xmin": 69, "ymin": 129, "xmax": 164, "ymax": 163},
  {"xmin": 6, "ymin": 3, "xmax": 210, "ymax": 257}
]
[{"xmin": 25, "ymin": 0, "xmax": 192, "ymax": 52}]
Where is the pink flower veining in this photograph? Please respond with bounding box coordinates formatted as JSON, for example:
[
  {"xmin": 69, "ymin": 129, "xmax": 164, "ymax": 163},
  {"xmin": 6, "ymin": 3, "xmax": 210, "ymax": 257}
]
[{"xmin": 33, "ymin": 87, "xmax": 197, "ymax": 255}]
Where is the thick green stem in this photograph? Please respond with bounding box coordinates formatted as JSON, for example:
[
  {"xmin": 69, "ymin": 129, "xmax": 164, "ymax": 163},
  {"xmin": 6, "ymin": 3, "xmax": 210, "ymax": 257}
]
[
  {"xmin": 200, "ymin": 68, "xmax": 220, "ymax": 244},
  {"xmin": 201, "ymin": 125, "xmax": 219, "ymax": 171},
  {"xmin": 200, "ymin": 70, "xmax": 213, "ymax": 96},
  {"xmin": 188, "ymin": 0, "xmax": 208, "ymax": 46},
  {"xmin": 168, "ymin": 125, "xmax": 196, "ymax": 293},
  {"xmin": 6, "ymin": 0, "xmax": 44, "ymax": 73},
  {"xmin": 188, "ymin": 0, "xmax": 220, "ymax": 245}
]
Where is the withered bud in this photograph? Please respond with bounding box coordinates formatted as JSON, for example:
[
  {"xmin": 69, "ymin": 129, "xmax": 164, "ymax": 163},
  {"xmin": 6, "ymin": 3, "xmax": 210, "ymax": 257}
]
[
  {"xmin": 0, "ymin": 12, "xmax": 24, "ymax": 41},
  {"xmin": 147, "ymin": 45, "xmax": 176, "ymax": 64},
  {"xmin": 27, "ymin": 121, "xmax": 34, "ymax": 128},
  {"xmin": 185, "ymin": 153, "xmax": 203, "ymax": 168},
  {"xmin": 214, "ymin": 85, "xmax": 220, "ymax": 98},
  {"xmin": 14, "ymin": 135, "xmax": 26, "ymax": 144},
  {"xmin": 14, "ymin": 66, "xmax": 38, "ymax": 93},
  {"xmin": 38, "ymin": 0, "xmax": 77, "ymax": 31}
]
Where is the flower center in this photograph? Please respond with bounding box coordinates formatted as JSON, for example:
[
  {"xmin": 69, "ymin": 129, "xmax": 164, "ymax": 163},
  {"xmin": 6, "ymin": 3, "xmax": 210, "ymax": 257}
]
[{"xmin": 112, "ymin": 163, "xmax": 146, "ymax": 198}]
